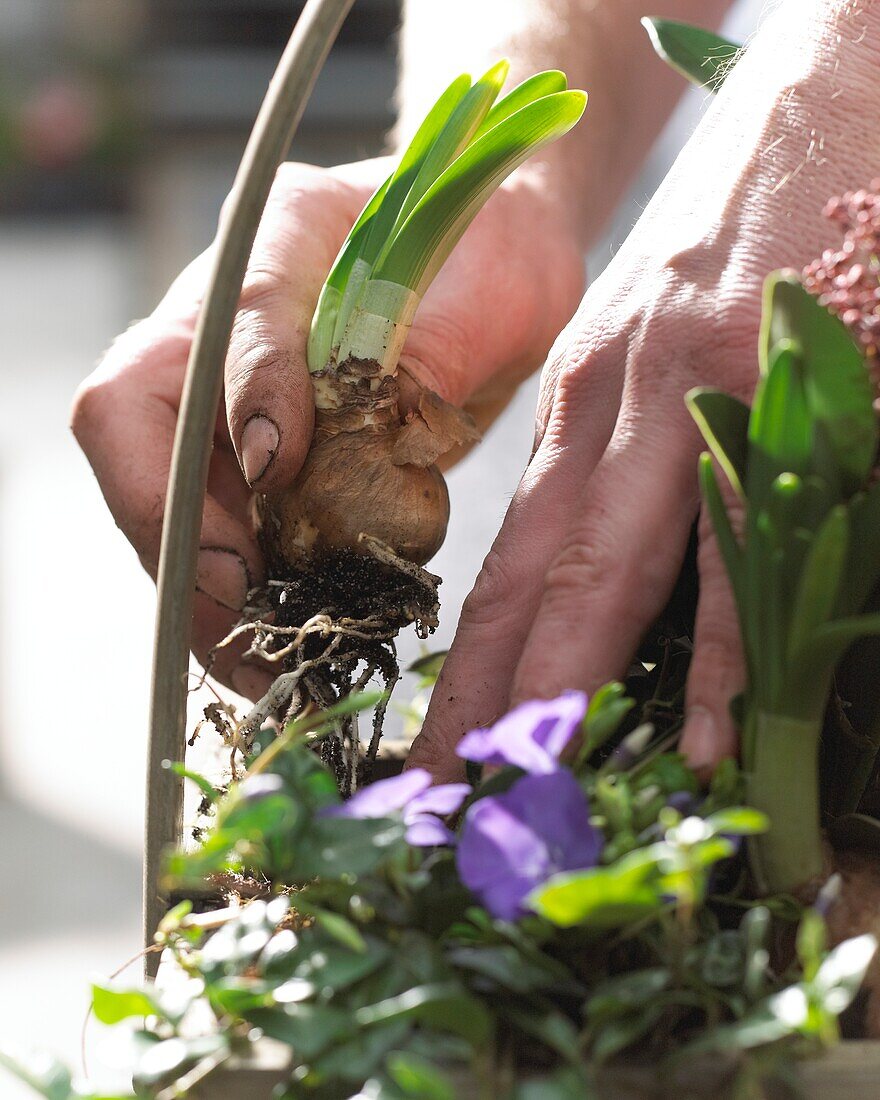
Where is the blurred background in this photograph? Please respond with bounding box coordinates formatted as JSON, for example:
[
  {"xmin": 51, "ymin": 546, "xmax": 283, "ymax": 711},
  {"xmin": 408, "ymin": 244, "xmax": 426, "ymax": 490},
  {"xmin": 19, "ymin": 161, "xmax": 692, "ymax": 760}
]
[{"xmin": 0, "ymin": 0, "xmax": 760, "ymax": 1093}]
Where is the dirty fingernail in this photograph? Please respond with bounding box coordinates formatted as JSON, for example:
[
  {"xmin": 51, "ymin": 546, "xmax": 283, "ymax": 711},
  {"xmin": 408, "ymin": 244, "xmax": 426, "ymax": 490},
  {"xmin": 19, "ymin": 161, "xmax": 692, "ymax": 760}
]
[
  {"xmin": 232, "ymin": 665, "xmax": 274, "ymax": 700},
  {"xmin": 241, "ymin": 414, "xmax": 279, "ymax": 485},
  {"xmin": 196, "ymin": 548, "xmax": 249, "ymax": 611}
]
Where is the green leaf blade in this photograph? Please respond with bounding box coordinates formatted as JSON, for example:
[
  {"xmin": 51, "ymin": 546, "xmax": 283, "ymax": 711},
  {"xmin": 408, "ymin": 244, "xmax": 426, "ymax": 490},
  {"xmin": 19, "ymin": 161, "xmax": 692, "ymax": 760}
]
[
  {"xmin": 642, "ymin": 18, "xmax": 742, "ymax": 93},
  {"xmin": 475, "ymin": 69, "xmax": 567, "ymax": 137},
  {"xmin": 787, "ymin": 506, "xmax": 849, "ymax": 661},
  {"xmin": 762, "ymin": 272, "xmax": 877, "ymax": 495},
  {"xmin": 382, "ymin": 60, "xmax": 511, "ymax": 251},
  {"xmin": 374, "ymin": 89, "xmax": 587, "ymax": 297},
  {"xmin": 687, "ymin": 387, "xmax": 750, "ymax": 496}
]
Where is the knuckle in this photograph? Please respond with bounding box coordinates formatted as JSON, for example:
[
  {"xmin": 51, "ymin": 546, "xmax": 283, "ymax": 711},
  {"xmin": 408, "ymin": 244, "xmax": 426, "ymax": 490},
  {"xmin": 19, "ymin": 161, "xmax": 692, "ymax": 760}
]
[
  {"xmin": 70, "ymin": 374, "xmax": 109, "ymax": 442},
  {"xmin": 542, "ymin": 537, "xmax": 618, "ymax": 606},
  {"xmin": 406, "ymin": 728, "xmax": 447, "ymax": 772},
  {"xmin": 237, "ymin": 266, "xmax": 290, "ymax": 313},
  {"xmin": 538, "ymin": 348, "xmax": 596, "ymax": 436},
  {"xmin": 460, "ymin": 548, "xmax": 523, "ymax": 629},
  {"xmin": 227, "ymin": 341, "xmax": 293, "ymax": 403}
]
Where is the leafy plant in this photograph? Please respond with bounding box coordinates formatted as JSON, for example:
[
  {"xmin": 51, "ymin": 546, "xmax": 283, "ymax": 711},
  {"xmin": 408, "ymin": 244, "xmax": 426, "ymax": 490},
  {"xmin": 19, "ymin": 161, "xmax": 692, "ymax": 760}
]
[
  {"xmin": 689, "ymin": 273, "xmax": 880, "ymax": 891},
  {"xmin": 7, "ymin": 687, "xmax": 874, "ymax": 1098}
]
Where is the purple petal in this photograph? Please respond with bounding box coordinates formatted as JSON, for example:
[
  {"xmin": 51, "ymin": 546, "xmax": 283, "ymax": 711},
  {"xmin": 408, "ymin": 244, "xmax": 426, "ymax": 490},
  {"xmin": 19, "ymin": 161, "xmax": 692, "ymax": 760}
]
[
  {"xmin": 456, "ymin": 797, "xmax": 550, "ymax": 920},
  {"xmin": 528, "ymin": 692, "xmax": 590, "ymax": 758},
  {"xmin": 406, "ymin": 783, "xmax": 471, "ymax": 819},
  {"xmin": 455, "ymin": 692, "xmax": 587, "ymax": 775},
  {"xmin": 456, "ymin": 771, "xmax": 602, "ymax": 921},
  {"xmin": 405, "ymin": 815, "xmax": 456, "ymax": 847},
  {"xmin": 323, "ymin": 769, "xmax": 432, "ymax": 820}
]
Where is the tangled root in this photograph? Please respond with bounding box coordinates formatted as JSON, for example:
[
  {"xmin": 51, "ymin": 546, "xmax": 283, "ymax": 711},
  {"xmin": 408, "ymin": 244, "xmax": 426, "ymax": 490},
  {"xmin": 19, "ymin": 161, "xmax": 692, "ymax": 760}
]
[{"xmin": 208, "ymin": 536, "xmax": 440, "ymax": 792}]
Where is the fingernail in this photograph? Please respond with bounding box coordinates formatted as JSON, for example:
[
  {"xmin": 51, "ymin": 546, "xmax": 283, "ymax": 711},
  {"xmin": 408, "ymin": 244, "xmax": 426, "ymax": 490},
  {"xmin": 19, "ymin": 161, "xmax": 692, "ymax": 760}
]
[
  {"xmin": 682, "ymin": 708, "xmax": 718, "ymax": 776},
  {"xmin": 196, "ymin": 547, "xmax": 249, "ymax": 611},
  {"xmin": 232, "ymin": 665, "xmax": 274, "ymax": 700},
  {"xmin": 241, "ymin": 414, "xmax": 279, "ymax": 485}
]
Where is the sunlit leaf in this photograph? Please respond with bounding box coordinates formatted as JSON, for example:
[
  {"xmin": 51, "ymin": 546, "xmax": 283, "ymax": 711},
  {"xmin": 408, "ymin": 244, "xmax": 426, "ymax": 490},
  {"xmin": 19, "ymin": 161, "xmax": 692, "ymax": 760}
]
[
  {"xmin": 355, "ymin": 984, "xmax": 492, "ymax": 1047},
  {"xmin": 91, "ymin": 984, "xmax": 165, "ymax": 1027},
  {"xmin": 814, "ymin": 933, "xmax": 877, "ymax": 1006},
  {"xmin": 164, "ymin": 761, "xmax": 220, "ymax": 804},
  {"xmin": 704, "ymin": 807, "xmax": 769, "ymax": 837},
  {"xmin": 476, "ymin": 69, "xmax": 567, "ymax": 137},
  {"xmin": 761, "ymin": 272, "xmax": 876, "ymax": 495},
  {"xmin": 698, "ymin": 454, "xmax": 744, "ymax": 611},
  {"xmin": 787, "ymin": 506, "xmax": 848, "ymax": 660},
  {"xmin": 375, "ymin": 90, "xmax": 587, "ymax": 297},
  {"xmin": 579, "ymin": 681, "xmax": 635, "ymax": 760},
  {"xmin": 530, "ymin": 850, "xmax": 664, "ymax": 929},
  {"xmin": 642, "ymin": 18, "xmax": 742, "ymax": 92}
]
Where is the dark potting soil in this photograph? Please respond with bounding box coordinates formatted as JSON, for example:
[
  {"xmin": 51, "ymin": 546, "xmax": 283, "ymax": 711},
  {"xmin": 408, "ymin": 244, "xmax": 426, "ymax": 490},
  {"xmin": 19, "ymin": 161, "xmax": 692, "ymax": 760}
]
[{"xmin": 269, "ymin": 546, "xmax": 439, "ymax": 650}]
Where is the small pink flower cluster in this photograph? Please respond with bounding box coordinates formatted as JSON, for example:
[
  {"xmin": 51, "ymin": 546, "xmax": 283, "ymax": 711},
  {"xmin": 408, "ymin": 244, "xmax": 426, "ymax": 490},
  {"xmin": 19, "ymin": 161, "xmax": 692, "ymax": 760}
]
[{"xmin": 802, "ymin": 183, "xmax": 880, "ymax": 386}]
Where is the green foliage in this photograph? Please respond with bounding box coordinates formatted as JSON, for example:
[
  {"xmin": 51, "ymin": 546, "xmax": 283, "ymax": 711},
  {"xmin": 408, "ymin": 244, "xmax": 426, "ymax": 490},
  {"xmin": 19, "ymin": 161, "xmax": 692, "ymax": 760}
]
[
  {"xmin": 307, "ymin": 63, "xmax": 587, "ymax": 371},
  {"xmin": 6, "ymin": 688, "xmax": 872, "ymax": 1097},
  {"xmin": 642, "ymin": 18, "xmax": 742, "ymax": 93},
  {"xmin": 689, "ymin": 271, "xmax": 880, "ymax": 891},
  {"xmin": 578, "ymin": 681, "xmax": 635, "ymax": 761},
  {"xmin": 531, "ymin": 808, "xmax": 766, "ymax": 929}
]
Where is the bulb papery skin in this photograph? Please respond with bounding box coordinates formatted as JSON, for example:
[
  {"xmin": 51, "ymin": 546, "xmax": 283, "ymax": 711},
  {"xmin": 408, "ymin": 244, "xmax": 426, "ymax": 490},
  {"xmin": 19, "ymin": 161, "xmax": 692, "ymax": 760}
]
[{"xmin": 262, "ymin": 424, "xmax": 450, "ymax": 568}]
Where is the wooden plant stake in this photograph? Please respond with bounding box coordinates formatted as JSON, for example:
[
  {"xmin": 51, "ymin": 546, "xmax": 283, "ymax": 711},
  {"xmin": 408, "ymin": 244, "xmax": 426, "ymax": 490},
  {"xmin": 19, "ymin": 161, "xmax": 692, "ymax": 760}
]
[{"xmin": 144, "ymin": 0, "xmax": 357, "ymax": 976}]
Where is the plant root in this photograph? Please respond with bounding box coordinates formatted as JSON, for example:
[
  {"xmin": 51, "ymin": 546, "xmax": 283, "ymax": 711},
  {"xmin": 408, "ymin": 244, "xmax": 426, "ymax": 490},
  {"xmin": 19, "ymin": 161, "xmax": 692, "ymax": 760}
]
[{"xmin": 208, "ymin": 537, "xmax": 440, "ymax": 790}]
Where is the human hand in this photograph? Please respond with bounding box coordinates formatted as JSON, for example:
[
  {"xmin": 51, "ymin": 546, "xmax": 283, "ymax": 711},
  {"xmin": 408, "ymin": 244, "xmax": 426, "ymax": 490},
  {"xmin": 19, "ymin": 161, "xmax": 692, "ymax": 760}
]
[
  {"xmin": 408, "ymin": 0, "xmax": 880, "ymax": 780},
  {"xmin": 71, "ymin": 157, "xmax": 584, "ymax": 697}
]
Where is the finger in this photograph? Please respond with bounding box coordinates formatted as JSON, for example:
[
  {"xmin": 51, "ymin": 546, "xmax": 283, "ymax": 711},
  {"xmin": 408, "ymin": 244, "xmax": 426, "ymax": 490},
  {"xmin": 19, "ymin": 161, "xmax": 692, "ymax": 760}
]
[
  {"xmin": 680, "ymin": 470, "xmax": 745, "ymax": 778},
  {"xmin": 225, "ymin": 164, "xmax": 366, "ymax": 491},
  {"xmin": 72, "ymin": 322, "xmax": 267, "ymax": 694},
  {"xmin": 511, "ymin": 403, "xmax": 702, "ymax": 706},
  {"xmin": 406, "ymin": 344, "xmax": 625, "ymax": 782},
  {"xmin": 399, "ymin": 185, "xmax": 585, "ymax": 408}
]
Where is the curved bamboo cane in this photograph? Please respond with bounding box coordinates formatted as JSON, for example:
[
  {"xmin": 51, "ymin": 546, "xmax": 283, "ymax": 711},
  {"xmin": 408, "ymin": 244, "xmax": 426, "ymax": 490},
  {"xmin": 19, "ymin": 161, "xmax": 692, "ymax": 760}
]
[{"xmin": 144, "ymin": 0, "xmax": 357, "ymax": 975}]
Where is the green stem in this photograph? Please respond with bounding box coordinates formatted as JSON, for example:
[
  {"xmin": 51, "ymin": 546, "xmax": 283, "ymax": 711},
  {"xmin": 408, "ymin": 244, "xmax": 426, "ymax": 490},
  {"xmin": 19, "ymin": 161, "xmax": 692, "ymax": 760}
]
[
  {"xmin": 747, "ymin": 710, "xmax": 824, "ymax": 894},
  {"xmin": 337, "ymin": 279, "xmax": 421, "ymax": 376}
]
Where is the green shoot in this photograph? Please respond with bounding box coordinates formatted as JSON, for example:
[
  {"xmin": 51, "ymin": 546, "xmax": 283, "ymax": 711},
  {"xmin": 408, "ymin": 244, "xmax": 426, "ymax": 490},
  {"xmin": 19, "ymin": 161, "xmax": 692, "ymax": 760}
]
[
  {"xmin": 306, "ymin": 64, "xmax": 587, "ymax": 374},
  {"xmin": 689, "ymin": 272, "xmax": 880, "ymax": 892},
  {"xmin": 373, "ymin": 91, "xmax": 585, "ymax": 301}
]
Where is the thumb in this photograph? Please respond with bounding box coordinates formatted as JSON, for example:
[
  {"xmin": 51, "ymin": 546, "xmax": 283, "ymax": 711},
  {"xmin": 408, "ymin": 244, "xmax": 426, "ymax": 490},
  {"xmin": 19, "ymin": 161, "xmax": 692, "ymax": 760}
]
[{"xmin": 224, "ymin": 163, "xmax": 372, "ymax": 492}]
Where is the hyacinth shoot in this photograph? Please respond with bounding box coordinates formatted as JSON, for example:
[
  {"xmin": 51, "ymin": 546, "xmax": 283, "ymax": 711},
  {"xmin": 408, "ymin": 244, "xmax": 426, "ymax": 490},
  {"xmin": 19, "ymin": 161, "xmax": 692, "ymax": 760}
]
[{"xmin": 258, "ymin": 64, "xmax": 587, "ymax": 577}]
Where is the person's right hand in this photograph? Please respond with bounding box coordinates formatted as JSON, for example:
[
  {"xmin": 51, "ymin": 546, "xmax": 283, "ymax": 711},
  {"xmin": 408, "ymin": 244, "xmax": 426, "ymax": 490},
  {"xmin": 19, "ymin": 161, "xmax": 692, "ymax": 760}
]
[{"xmin": 71, "ymin": 157, "xmax": 585, "ymax": 699}]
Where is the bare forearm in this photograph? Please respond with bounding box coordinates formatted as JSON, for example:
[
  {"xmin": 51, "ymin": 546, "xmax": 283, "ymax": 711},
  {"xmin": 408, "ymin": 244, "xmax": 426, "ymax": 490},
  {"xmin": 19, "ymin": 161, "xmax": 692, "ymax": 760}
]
[
  {"xmin": 619, "ymin": 0, "xmax": 880, "ymax": 284},
  {"xmin": 395, "ymin": 0, "xmax": 734, "ymax": 246}
]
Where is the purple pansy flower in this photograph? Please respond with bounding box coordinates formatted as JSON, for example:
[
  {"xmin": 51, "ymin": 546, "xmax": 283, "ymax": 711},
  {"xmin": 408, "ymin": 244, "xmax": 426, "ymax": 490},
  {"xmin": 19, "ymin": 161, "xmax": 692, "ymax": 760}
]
[
  {"xmin": 456, "ymin": 691, "xmax": 588, "ymax": 775},
  {"xmin": 456, "ymin": 770, "xmax": 603, "ymax": 921},
  {"xmin": 322, "ymin": 768, "xmax": 470, "ymax": 848}
]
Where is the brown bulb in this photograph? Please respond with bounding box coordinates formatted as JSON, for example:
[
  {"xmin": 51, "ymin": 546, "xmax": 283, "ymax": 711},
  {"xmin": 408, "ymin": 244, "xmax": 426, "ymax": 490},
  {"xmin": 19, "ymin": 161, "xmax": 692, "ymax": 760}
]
[{"xmin": 262, "ymin": 427, "xmax": 450, "ymax": 568}]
